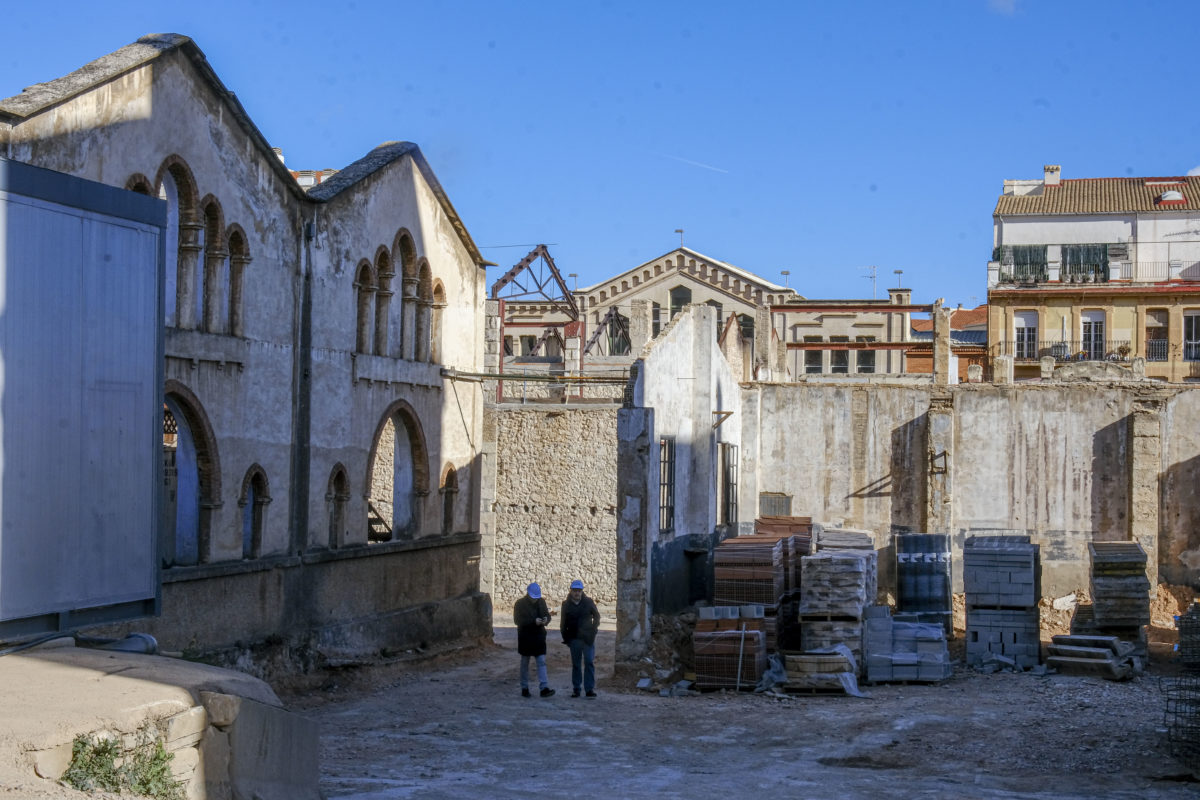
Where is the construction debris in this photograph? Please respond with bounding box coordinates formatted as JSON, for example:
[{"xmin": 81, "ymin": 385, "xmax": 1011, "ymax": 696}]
[{"xmin": 1046, "ymin": 634, "xmax": 1138, "ymax": 680}]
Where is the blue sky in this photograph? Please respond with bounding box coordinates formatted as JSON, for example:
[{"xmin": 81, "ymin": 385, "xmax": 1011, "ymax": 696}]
[{"xmin": 4, "ymin": 1, "xmax": 1198, "ymax": 309}]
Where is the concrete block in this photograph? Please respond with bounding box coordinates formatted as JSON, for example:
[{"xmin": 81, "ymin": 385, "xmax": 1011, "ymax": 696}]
[
  {"xmin": 227, "ymin": 697, "xmax": 320, "ymax": 800},
  {"xmin": 165, "ymin": 705, "xmax": 208, "ymax": 750},
  {"xmin": 201, "ymin": 727, "xmax": 232, "ymax": 800},
  {"xmin": 170, "ymin": 744, "xmax": 200, "ymax": 784},
  {"xmin": 201, "ymin": 691, "xmax": 243, "ymax": 729}
]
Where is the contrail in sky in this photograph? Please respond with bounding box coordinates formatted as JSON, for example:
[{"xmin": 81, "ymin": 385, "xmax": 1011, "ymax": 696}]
[{"xmin": 657, "ymin": 153, "xmax": 729, "ymax": 174}]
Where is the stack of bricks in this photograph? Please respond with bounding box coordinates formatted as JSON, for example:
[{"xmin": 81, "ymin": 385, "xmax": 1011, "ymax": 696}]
[
  {"xmin": 964, "ymin": 535, "xmax": 1040, "ymax": 669},
  {"xmin": 1078, "ymin": 542, "xmax": 1150, "ymax": 651},
  {"xmin": 692, "ymin": 628, "xmax": 766, "ymax": 690},
  {"xmin": 863, "ymin": 605, "xmax": 953, "ymax": 683},
  {"xmin": 714, "ymin": 536, "xmax": 786, "ymax": 651},
  {"xmin": 753, "ymin": 516, "xmax": 816, "ymax": 651},
  {"xmin": 795, "ymin": 550, "xmax": 878, "ymax": 671}
]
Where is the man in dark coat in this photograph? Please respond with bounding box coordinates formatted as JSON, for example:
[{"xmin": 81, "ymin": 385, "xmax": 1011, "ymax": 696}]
[
  {"xmin": 513, "ymin": 583, "xmax": 555, "ymax": 697},
  {"xmin": 560, "ymin": 579, "xmax": 601, "ymax": 697}
]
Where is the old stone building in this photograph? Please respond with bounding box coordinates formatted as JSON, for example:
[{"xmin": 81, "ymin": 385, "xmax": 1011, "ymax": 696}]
[{"xmin": 0, "ymin": 34, "xmax": 491, "ymax": 668}]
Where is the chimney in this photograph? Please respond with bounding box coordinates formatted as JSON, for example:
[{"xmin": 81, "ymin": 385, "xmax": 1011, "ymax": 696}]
[
  {"xmin": 1044, "ymin": 164, "xmax": 1061, "ymax": 187},
  {"xmin": 272, "ymin": 147, "xmax": 285, "ymax": 165}
]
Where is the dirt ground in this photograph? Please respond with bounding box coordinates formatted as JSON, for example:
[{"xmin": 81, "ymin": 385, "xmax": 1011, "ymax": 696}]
[{"xmin": 293, "ymin": 615, "xmax": 1200, "ymax": 800}]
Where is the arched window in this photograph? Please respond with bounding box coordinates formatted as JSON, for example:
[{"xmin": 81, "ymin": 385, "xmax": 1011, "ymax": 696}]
[
  {"xmin": 394, "ymin": 230, "xmax": 418, "ymax": 359},
  {"xmin": 355, "ymin": 260, "xmax": 376, "ymax": 354},
  {"xmin": 199, "ymin": 196, "xmax": 226, "ymax": 333},
  {"xmin": 163, "ymin": 383, "xmax": 221, "ymax": 566},
  {"xmin": 227, "ymin": 226, "xmax": 250, "ymax": 338},
  {"xmin": 327, "ymin": 465, "xmax": 351, "ymax": 549},
  {"xmin": 431, "ymin": 281, "xmax": 446, "ymax": 363},
  {"xmin": 125, "ymin": 173, "xmax": 154, "ymax": 196},
  {"xmin": 416, "ymin": 259, "xmax": 434, "ymax": 362},
  {"xmin": 367, "ymin": 401, "xmax": 430, "ymax": 540},
  {"xmin": 669, "ymin": 285, "xmax": 692, "ymax": 319},
  {"xmin": 154, "ymin": 157, "xmax": 200, "ymax": 330},
  {"xmin": 440, "ymin": 464, "xmax": 459, "ymax": 534},
  {"xmin": 374, "ymin": 246, "xmax": 394, "ymax": 356},
  {"xmin": 239, "ymin": 465, "xmax": 270, "ymax": 559}
]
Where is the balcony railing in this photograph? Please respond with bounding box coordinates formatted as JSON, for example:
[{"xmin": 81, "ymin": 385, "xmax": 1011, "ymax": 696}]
[
  {"xmin": 1146, "ymin": 339, "xmax": 1168, "ymax": 362},
  {"xmin": 996, "ymin": 340, "xmax": 1132, "ymax": 363}
]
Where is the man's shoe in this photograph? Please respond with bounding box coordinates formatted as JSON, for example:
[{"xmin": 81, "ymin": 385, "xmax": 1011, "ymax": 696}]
[
  {"xmin": 586, "ymin": 690, "xmax": 597, "ymax": 698},
  {"xmin": 571, "ymin": 689, "xmax": 581, "ymax": 697},
  {"xmin": 521, "ymin": 688, "xmax": 531, "ymax": 698},
  {"xmin": 540, "ymin": 687, "xmax": 556, "ymax": 697}
]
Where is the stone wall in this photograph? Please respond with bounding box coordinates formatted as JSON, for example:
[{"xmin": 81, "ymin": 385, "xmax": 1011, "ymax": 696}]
[{"xmin": 486, "ymin": 406, "xmax": 620, "ymax": 615}]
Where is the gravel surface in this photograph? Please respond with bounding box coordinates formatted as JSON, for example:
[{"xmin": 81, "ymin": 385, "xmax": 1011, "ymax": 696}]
[{"xmin": 294, "ymin": 626, "xmax": 1200, "ymax": 800}]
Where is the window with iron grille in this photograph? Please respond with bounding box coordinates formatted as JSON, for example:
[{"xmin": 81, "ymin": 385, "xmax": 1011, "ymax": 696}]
[
  {"xmin": 804, "ymin": 336, "xmax": 823, "ymax": 373},
  {"xmin": 719, "ymin": 443, "xmax": 738, "ymax": 525},
  {"xmin": 759, "ymin": 492, "xmax": 791, "ymax": 516},
  {"xmin": 1146, "ymin": 309, "xmax": 1168, "ymax": 362},
  {"xmin": 659, "ymin": 436, "xmax": 675, "ymax": 533},
  {"xmin": 830, "ymin": 336, "xmax": 850, "ymax": 374}
]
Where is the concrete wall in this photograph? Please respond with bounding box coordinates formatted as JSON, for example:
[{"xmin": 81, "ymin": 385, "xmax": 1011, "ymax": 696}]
[
  {"xmin": 484, "ymin": 406, "xmax": 620, "ymax": 615},
  {"xmin": 739, "ymin": 381, "xmax": 1200, "ymax": 597}
]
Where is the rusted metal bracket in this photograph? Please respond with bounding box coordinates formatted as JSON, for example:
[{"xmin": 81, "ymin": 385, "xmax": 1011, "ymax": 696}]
[{"xmin": 712, "ymin": 410, "xmax": 733, "ymax": 429}]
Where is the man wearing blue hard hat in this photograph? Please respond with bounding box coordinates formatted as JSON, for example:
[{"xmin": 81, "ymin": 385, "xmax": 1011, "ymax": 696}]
[
  {"xmin": 513, "ymin": 582, "xmax": 555, "ymax": 697},
  {"xmin": 560, "ymin": 579, "xmax": 601, "ymax": 697}
]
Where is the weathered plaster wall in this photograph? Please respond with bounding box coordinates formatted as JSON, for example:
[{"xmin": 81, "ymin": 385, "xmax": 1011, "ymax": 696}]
[
  {"xmin": 2, "ymin": 36, "xmax": 489, "ymax": 664},
  {"xmin": 488, "ymin": 407, "xmax": 619, "ymax": 614}
]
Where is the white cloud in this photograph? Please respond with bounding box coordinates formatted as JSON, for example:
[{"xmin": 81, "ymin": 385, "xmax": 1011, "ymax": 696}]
[
  {"xmin": 988, "ymin": 0, "xmax": 1018, "ymax": 14},
  {"xmin": 1188, "ymin": 165, "xmax": 1200, "ymax": 176}
]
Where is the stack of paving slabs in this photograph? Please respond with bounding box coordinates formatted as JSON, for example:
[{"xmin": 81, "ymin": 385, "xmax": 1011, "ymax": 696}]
[
  {"xmin": 964, "ymin": 536, "xmax": 1041, "ymax": 669},
  {"xmin": 797, "ymin": 550, "xmax": 878, "ymax": 671},
  {"xmin": 1046, "ymin": 634, "xmax": 1137, "ymax": 680},
  {"xmin": 862, "ymin": 605, "xmax": 953, "ymax": 683},
  {"xmin": 692, "ymin": 627, "xmax": 766, "ymax": 691},
  {"xmin": 1088, "ymin": 542, "xmax": 1151, "ymax": 630},
  {"xmin": 895, "ymin": 533, "xmax": 953, "ymax": 636},
  {"xmin": 816, "ymin": 526, "xmax": 875, "ymax": 551}
]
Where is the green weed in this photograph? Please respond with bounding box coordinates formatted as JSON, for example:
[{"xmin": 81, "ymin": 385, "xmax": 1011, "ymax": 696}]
[{"xmin": 60, "ymin": 725, "xmax": 184, "ymax": 800}]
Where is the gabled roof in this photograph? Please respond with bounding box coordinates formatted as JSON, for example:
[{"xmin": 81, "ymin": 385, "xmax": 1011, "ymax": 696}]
[
  {"xmin": 994, "ymin": 176, "xmax": 1200, "ymax": 216},
  {"xmin": 0, "ymin": 34, "xmax": 489, "ymax": 267},
  {"xmin": 307, "ymin": 142, "xmax": 490, "ymax": 267},
  {"xmin": 578, "ymin": 246, "xmax": 799, "ymax": 296}
]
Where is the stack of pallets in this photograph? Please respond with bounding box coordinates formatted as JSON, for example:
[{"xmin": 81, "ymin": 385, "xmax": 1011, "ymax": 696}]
[
  {"xmin": 863, "ymin": 605, "xmax": 953, "ymax": 683},
  {"xmin": 753, "ymin": 517, "xmax": 816, "ymax": 650},
  {"xmin": 964, "ymin": 535, "xmax": 1041, "ymax": 669},
  {"xmin": 714, "ymin": 536, "xmax": 788, "ymax": 650},
  {"xmin": 895, "ymin": 532, "xmax": 953, "ymax": 636},
  {"xmin": 795, "ymin": 550, "xmax": 877, "ymax": 671},
  {"xmin": 1075, "ymin": 542, "xmax": 1150, "ymax": 652}
]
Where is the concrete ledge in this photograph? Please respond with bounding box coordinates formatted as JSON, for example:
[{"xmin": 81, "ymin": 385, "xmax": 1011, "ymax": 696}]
[{"xmin": 1, "ymin": 643, "xmax": 317, "ymax": 799}]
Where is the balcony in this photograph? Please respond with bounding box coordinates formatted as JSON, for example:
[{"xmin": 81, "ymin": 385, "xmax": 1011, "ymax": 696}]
[{"xmin": 996, "ymin": 340, "xmax": 1132, "ymax": 363}]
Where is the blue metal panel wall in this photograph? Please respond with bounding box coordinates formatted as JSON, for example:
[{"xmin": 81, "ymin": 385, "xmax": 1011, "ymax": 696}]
[{"xmin": 0, "ymin": 157, "xmax": 164, "ymax": 634}]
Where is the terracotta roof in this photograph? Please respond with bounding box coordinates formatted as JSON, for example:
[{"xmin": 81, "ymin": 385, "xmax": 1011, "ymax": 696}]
[
  {"xmin": 994, "ymin": 176, "xmax": 1200, "ymax": 216},
  {"xmin": 911, "ymin": 304, "xmax": 988, "ymax": 332}
]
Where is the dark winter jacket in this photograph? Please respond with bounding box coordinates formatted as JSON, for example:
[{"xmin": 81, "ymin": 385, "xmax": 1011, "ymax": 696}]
[
  {"xmin": 560, "ymin": 594, "xmax": 600, "ymax": 646},
  {"xmin": 513, "ymin": 595, "xmax": 550, "ymax": 656}
]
